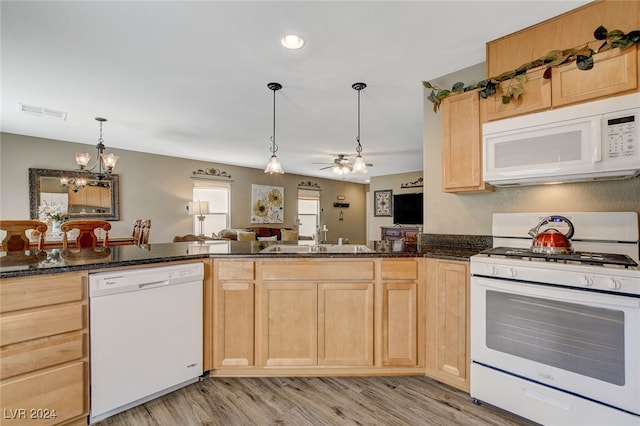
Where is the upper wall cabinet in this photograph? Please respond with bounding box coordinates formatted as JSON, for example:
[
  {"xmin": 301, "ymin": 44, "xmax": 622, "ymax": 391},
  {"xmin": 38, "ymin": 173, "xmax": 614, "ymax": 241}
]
[
  {"xmin": 486, "ymin": 1, "xmax": 639, "ymax": 77},
  {"xmin": 483, "ymin": 68, "xmax": 551, "ymax": 121},
  {"xmin": 484, "ymin": 1, "xmax": 639, "ymax": 121},
  {"xmin": 440, "ymin": 90, "xmax": 494, "ymax": 194},
  {"xmin": 551, "ymin": 46, "xmax": 638, "ymax": 107}
]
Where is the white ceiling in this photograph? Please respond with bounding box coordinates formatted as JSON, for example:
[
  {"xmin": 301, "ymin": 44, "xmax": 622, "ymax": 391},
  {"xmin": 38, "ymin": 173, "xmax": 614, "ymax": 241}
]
[{"xmin": 1, "ymin": 0, "xmax": 589, "ymax": 183}]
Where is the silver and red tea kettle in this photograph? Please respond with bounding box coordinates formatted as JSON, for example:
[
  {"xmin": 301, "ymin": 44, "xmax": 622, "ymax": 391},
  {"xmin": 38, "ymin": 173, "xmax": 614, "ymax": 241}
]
[{"xmin": 528, "ymin": 215, "xmax": 575, "ymax": 254}]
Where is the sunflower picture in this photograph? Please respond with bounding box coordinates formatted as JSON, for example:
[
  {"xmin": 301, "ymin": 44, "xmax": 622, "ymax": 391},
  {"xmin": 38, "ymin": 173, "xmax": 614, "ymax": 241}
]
[{"xmin": 251, "ymin": 184, "xmax": 284, "ymax": 223}]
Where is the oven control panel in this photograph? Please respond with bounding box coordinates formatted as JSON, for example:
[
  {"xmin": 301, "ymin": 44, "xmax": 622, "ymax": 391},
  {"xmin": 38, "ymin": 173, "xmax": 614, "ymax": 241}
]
[{"xmin": 471, "ymin": 256, "xmax": 640, "ymax": 297}]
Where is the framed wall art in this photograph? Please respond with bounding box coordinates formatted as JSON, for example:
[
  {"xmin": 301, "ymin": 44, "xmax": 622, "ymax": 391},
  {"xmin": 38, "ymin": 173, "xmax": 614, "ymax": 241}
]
[
  {"xmin": 374, "ymin": 189, "xmax": 392, "ymax": 217},
  {"xmin": 251, "ymin": 184, "xmax": 284, "ymax": 223}
]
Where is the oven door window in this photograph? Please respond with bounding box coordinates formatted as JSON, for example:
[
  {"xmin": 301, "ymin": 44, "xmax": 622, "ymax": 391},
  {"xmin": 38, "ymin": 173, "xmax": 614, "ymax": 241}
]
[{"xmin": 486, "ymin": 290, "xmax": 624, "ymax": 385}]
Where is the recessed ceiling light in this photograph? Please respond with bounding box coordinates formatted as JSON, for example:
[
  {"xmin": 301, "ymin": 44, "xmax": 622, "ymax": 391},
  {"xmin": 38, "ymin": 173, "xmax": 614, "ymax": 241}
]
[{"xmin": 281, "ymin": 34, "xmax": 305, "ymax": 50}]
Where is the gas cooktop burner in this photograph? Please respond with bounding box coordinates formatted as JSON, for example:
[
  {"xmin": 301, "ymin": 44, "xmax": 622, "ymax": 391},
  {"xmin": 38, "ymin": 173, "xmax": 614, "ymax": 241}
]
[{"xmin": 482, "ymin": 247, "xmax": 639, "ymax": 268}]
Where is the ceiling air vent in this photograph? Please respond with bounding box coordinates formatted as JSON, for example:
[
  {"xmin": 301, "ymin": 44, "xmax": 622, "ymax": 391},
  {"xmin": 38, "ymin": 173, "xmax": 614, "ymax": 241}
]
[{"xmin": 17, "ymin": 103, "xmax": 67, "ymax": 121}]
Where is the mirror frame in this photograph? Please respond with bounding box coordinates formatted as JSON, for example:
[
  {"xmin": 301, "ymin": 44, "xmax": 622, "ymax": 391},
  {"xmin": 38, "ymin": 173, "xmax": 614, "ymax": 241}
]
[{"xmin": 29, "ymin": 168, "xmax": 120, "ymax": 221}]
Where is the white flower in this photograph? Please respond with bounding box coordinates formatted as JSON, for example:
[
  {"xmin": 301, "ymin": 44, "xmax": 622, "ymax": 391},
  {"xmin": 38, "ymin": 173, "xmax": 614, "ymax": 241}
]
[{"xmin": 38, "ymin": 202, "xmax": 66, "ymax": 221}]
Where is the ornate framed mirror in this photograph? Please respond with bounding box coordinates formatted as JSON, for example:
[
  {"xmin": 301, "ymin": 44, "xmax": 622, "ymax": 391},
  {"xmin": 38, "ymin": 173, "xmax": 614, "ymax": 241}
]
[{"xmin": 29, "ymin": 168, "xmax": 120, "ymax": 221}]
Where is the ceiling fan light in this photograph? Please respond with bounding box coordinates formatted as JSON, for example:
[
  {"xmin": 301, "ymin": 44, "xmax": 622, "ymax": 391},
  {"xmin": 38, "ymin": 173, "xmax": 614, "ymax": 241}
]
[
  {"xmin": 265, "ymin": 155, "xmax": 284, "ymax": 175},
  {"xmin": 352, "ymin": 155, "xmax": 368, "ymax": 173}
]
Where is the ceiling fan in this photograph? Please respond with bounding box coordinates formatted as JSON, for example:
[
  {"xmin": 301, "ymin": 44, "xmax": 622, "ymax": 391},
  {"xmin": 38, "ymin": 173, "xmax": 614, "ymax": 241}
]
[{"xmin": 314, "ymin": 154, "xmax": 373, "ymax": 174}]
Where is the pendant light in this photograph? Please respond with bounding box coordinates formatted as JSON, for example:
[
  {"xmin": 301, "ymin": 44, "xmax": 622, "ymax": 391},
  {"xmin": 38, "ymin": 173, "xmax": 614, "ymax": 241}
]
[
  {"xmin": 75, "ymin": 117, "xmax": 119, "ymax": 180},
  {"xmin": 351, "ymin": 82, "xmax": 368, "ymax": 174},
  {"xmin": 264, "ymin": 82, "xmax": 285, "ymax": 175}
]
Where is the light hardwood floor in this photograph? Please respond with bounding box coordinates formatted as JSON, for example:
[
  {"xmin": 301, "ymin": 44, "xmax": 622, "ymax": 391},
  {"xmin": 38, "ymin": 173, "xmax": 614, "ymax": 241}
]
[{"xmin": 95, "ymin": 375, "xmax": 538, "ymax": 426}]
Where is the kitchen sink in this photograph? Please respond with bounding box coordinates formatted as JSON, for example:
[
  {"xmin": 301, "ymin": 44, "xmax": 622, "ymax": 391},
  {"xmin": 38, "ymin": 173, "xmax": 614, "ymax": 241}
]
[{"xmin": 259, "ymin": 244, "xmax": 373, "ymax": 254}]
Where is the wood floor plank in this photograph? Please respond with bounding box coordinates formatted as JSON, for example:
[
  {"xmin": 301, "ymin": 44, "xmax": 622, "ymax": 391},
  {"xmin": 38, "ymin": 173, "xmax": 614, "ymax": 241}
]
[{"xmin": 95, "ymin": 376, "xmax": 538, "ymax": 426}]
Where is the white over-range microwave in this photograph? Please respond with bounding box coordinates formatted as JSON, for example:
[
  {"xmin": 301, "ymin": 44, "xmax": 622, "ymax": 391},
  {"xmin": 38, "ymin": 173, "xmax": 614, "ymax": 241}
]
[{"xmin": 482, "ymin": 92, "xmax": 640, "ymax": 186}]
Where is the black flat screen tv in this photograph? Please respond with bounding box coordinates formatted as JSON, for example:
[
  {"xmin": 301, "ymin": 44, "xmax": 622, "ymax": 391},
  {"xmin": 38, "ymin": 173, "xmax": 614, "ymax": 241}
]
[{"xmin": 393, "ymin": 193, "xmax": 423, "ymax": 225}]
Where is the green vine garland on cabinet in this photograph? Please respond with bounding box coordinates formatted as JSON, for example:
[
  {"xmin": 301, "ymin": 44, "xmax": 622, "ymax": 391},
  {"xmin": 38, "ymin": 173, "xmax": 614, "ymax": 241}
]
[{"xmin": 423, "ymin": 26, "xmax": 640, "ymax": 113}]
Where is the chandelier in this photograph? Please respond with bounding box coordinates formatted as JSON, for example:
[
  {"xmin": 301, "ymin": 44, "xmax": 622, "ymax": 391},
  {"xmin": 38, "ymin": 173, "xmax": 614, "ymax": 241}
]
[
  {"xmin": 60, "ymin": 177, "xmax": 87, "ymax": 192},
  {"xmin": 264, "ymin": 82, "xmax": 285, "ymax": 175},
  {"xmin": 75, "ymin": 117, "xmax": 119, "ymax": 180}
]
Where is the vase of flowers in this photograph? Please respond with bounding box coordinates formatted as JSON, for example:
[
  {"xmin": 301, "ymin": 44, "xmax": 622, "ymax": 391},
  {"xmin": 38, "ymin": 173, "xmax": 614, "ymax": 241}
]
[{"xmin": 38, "ymin": 202, "xmax": 66, "ymax": 233}]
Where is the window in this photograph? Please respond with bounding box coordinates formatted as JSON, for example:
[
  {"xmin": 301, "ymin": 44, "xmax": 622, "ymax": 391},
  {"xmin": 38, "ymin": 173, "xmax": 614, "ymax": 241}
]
[
  {"xmin": 193, "ymin": 180, "xmax": 230, "ymax": 237},
  {"xmin": 297, "ymin": 189, "xmax": 320, "ymax": 240}
]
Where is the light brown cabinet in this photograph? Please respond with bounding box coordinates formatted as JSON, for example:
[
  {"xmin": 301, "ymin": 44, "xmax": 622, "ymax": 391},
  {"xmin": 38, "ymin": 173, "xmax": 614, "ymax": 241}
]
[
  {"xmin": 486, "ymin": 1, "xmax": 638, "ymax": 79},
  {"xmin": 485, "ymin": 1, "xmax": 638, "ymax": 120},
  {"xmin": 483, "ymin": 67, "xmax": 551, "ymax": 121},
  {"xmin": 258, "ymin": 259, "xmax": 375, "ymax": 368},
  {"xmin": 381, "ymin": 259, "xmax": 423, "ymax": 367},
  {"xmin": 67, "ymin": 185, "xmax": 110, "ymax": 208},
  {"xmin": 213, "ymin": 259, "xmax": 255, "ymax": 368},
  {"xmin": 211, "ymin": 257, "xmax": 424, "ymax": 376},
  {"xmin": 551, "ymin": 46, "xmax": 638, "ymax": 107},
  {"xmin": 440, "ymin": 90, "xmax": 493, "ymax": 193},
  {"xmin": 0, "ymin": 272, "xmax": 89, "ymax": 426},
  {"xmin": 425, "ymin": 258, "xmax": 470, "ymax": 392}
]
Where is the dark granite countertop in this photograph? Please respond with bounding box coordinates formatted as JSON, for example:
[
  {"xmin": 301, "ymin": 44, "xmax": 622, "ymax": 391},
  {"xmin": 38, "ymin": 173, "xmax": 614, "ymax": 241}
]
[{"xmin": 0, "ymin": 235, "xmax": 491, "ymax": 279}]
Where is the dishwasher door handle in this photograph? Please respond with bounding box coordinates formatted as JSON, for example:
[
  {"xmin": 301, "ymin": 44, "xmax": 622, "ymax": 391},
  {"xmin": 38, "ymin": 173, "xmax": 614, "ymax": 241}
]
[{"xmin": 138, "ymin": 280, "xmax": 170, "ymax": 289}]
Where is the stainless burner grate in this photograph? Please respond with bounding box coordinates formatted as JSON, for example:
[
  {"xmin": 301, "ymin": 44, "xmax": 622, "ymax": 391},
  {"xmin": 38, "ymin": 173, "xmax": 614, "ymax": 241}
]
[{"xmin": 483, "ymin": 247, "xmax": 638, "ymax": 268}]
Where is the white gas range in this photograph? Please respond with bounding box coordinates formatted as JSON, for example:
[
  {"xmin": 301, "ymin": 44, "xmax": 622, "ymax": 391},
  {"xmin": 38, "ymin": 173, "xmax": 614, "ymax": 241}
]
[{"xmin": 470, "ymin": 212, "xmax": 640, "ymax": 426}]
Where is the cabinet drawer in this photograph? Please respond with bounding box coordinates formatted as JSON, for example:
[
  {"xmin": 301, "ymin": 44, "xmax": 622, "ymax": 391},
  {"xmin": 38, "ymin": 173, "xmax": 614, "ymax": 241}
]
[
  {"xmin": 1, "ymin": 332, "xmax": 86, "ymax": 380},
  {"xmin": 261, "ymin": 260, "xmax": 375, "ymax": 281},
  {"xmin": 0, "ymin": 304, "xmax": 85, "ymax": 347},
  {"xmin": 217, "ymin": 260, "xmax": 254, "ymax": 280},
  {"xmin": 485, "ymin": 68, "xmax": 551, "ymax": 121},
  {"xmin": 383, "ymin": 229, "xmax": 402, "ymax": 238},
  {"xmin": 382, "ymin": 260, "xmax": 418, "ymax": 280},
  {"xmin": 552, "ymin": 46, "xmax": 638, "ymax": 106},
  {"xmin": 0, "ymin": 272, "xmax": 85, "ymax": 314},
  {"xmin": 0, "ymin": 361, "xmax": 86, "ymax": 426}
]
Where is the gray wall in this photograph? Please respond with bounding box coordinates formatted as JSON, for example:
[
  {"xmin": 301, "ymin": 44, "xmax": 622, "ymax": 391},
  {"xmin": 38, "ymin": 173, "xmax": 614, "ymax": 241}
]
[
  {"xmin": 422, "ymin": 62, "xmax": 640, "ymax": 235},
  {"xmin": 1, "ymin": 133, "xmax": 368, "ymax": 244},
  {"xmin": 368, "ymin": 171, "xmax": 423, "ymax": 242}
]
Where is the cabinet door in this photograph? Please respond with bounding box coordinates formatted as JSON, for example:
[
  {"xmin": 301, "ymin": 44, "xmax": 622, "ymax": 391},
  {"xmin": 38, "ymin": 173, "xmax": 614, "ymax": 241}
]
[
  {"xmin": 485, "ymin": 68, "xmax": 551, "ymax": 121},
  {"xmin": 441, "ymin": 91, "xmax": 493, "ymax": 193},
  {"xmin": 84, "ymin": 186, "xmax": 102, "ymax": 207},
  {"xmin": 67, "ymin": 188, "xmax": 85, "ymax": 206},
  {"xmin": 260, "ymin": 283, "xmax": 317, "ymax": 367},
  {"xmin": 214, "ymin": 282, "xmax": 254, "ymax": 367},
  {"xmin": 382, "ymin": 282, "xmax": 417, "ymax": 366},
  {"xmin": 213, "ymin": 260, "xmax": 254, "ymax": 368},
  {"xmin": 318, "ymin": 282, "xmax": 374, "ymax": 366},
  {"xmin": 552, "ymin": 46, "xmax": 638, "ymax": 107},
  {"xmin": 425, "ymin": 259, "xmax": 470, "ymax": 392}
]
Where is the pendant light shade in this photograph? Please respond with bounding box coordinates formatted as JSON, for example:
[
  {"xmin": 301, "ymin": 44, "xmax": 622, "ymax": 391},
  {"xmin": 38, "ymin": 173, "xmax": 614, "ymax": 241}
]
[
  {"xmin": 351, "ymin": 82, "xmax": 368, "ymax": 174},
  {"xmin": 264, "ymin": 82, "xmax": 285, "ymax": 175},
  {"xmin": 74, "ymin": 117, "xmax": 119, "ymax": 180}
]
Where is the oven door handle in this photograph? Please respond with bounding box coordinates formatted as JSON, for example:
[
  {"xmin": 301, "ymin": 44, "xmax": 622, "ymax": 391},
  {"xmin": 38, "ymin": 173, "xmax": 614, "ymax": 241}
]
[{"xmin": 472, "ymin": 277, "xmax": 640, "ymax": 309}]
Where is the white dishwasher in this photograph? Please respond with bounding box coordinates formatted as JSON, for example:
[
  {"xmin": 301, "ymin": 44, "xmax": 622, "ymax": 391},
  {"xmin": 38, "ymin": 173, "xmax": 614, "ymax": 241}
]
[{"xmin": 89, "ymin": 262, "xmax": 204, "ymax": 424}]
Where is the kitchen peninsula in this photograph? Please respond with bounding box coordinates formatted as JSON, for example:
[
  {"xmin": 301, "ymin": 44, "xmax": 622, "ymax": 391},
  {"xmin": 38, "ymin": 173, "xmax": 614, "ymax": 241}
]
[{"xmin": 0, "ymin": 238, "xmax": 485, "ymax": 425}]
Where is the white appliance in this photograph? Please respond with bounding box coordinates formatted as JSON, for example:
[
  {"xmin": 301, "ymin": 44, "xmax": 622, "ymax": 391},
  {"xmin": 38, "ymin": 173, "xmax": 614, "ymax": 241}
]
[
  {"xmin": 483, "ymin": 93, "xmax": 640, "ymax": 186},
  {"xmin": 89, "ymin": 262, "xmax": 204, "ymax": 424},
  {"xmin": 470, "ymin": 212, "xmax": 640, "ymax": 426}
]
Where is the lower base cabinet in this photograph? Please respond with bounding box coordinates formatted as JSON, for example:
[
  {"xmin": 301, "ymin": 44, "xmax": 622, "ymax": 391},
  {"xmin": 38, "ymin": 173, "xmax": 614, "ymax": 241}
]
[
  {"xmin": 0, "ymin": 272, "xmax": 89, "ymax": 426},
  {"xmin": 424, "ymin": 258, "xmax": 470, "ymax": 392},
  {"xmin": 212, "ymin": 258, "xmax": 424, "ymax": 375}
]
